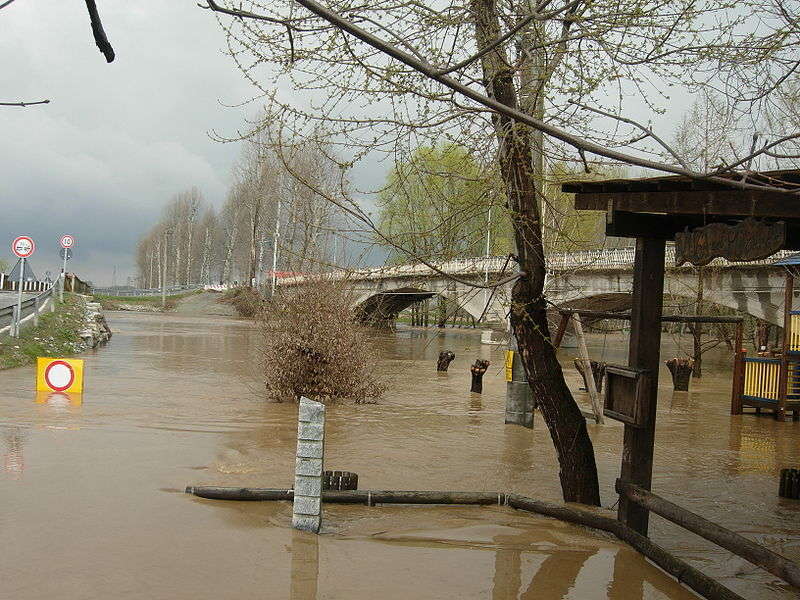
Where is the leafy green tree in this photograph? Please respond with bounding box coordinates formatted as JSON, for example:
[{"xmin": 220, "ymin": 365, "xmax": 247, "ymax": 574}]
[{"xmin": 377, "ymin": 144, "xmax": 511, "ymax": 263}]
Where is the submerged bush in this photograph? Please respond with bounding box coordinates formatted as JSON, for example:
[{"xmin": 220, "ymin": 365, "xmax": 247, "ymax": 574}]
[
  {"xmin": 259, "ymin": 280, "xmax": 385, "ymax": 403},
  {"xmin": 218, "ymin": 286, "xmax": 263, "ymax": 318}
]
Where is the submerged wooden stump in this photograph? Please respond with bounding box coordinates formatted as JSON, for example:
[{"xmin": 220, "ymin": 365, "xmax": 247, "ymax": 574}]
[
  {"xmin": 323, "ymin": 470, "xmax": 358, "ymax": 491},
  {"xmin": 779, "ymin": 468, "xmax": 800, "ymax": 499},
  {"xmin": 437, "ymin": 350, "xmax": 456, "ymax": 372},
  {"xmin": 470, "ymin": 359, "xmax": 490, "ymax": 393},
  {"xmin": 573, "ymin": 359, "xmax": 606, "ymax": 395},
  {"xmin": 666, "ymin": 358, "xmax": 694, "ymax": 391}
]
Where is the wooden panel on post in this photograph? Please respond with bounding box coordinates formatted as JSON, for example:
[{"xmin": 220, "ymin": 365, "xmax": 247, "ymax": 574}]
[
  {"xmin": 730, "ymin": 322, "xmax": 745, "ymax": 415},
  {"xmin": 618, "ymin": 237, "xmax": 666, "ymax": 537},
  {"xmin": 778, "ymin": 272, "xmax": 794, "ymax": 421}
]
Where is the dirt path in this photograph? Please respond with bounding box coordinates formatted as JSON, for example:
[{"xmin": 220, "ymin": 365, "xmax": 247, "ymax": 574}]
[{"xmin": 172, "ymin": 291, "xmax": 237, "ymax": 317}]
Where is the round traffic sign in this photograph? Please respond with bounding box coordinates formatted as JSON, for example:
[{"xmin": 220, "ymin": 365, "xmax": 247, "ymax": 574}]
[
  {"xmin": 60, "ymin": 234, "xmax": 75, "ymax": 249},
  {"xmin": 11, "ymin": 236, "xmax": 35, "ymax": 258},
  {"xmin": 43, "ymin": 360, "xmax": 75, "ymax": 392}
]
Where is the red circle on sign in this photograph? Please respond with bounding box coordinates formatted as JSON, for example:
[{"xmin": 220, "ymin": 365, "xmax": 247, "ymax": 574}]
[
  {"xmin": 60, "ymin": 235, "xmax": 74, "ymax": 249},
  {"xmin": 44, "ymin": 360, "xmax": 75, "ymax": 392},
  {"xmin": 11, "ymin": 236, "xmax": 35, "ymax": 258}
]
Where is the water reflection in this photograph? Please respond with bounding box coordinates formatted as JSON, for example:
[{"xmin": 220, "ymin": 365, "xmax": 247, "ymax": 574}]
[
  {"xmin": 35, "ymin": 391, "xmax": 82, "ymax": 407},
  {"xmin": 2, "ymin": 426, "xmax": 25, "ymax": 479},
  {"xmin": 290, "ymin": 530, "xmax": 319, "ymax": 600}
]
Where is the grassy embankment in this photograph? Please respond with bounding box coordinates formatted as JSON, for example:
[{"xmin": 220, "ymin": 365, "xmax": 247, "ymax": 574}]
[
  {"xmin": 0, "ymin": 294, "xmax": 87, "ymax": 369},
  {"xmin": 94, "ymin": 290, "xmax": 201, "ymax": 312}
]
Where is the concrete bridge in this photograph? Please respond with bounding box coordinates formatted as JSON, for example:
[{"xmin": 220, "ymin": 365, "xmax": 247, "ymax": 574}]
[{"xmin": 279, "ymin": 247, "xmax": 797, "ymax": 327}]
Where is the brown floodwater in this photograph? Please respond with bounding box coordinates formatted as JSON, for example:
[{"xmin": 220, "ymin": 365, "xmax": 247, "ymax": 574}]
[{"xmin": 1, "ymin": 311, "xmax": 798, "ymax": 599}]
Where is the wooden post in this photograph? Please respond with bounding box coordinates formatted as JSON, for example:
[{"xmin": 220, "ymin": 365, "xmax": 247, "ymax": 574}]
[
  {"xmin": 731, "ymin": 321, "xmax": 745, "ymax": 415},
  {"xmin": 573, "ymin": 314, "xmax": 604, "ymax": 424},
  {"xmin": 470, "ymin": 359, "xmax": 489, "ymax": 393},
  {"xmin": 552, "ymin": 312, "xmax": 570, "ymax": 349},
  {"xmin": 618, "ymin": 237, "xmax": 665, "ymax": 537},
  {"xmin": 437, "ymin": 350, "xmax": 456, "ymax": 372},
  {"xmin": 778, "ymin": 271, "xmax": 793, "ymax": 421}
]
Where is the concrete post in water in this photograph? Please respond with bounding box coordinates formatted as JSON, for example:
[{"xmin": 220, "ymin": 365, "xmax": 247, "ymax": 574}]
[
  {"xmin": 292, "ymin": 396, "xmax": 325, "ymax": 534},
  {"xmin": 504, "ymin": 336, "xmax": 535, "ymax": 428}
]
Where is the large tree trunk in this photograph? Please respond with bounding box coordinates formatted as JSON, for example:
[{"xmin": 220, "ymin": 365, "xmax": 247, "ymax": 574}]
[{"xmin": 472, "ymin": 0, "xmax": 600, "ymax": 505}]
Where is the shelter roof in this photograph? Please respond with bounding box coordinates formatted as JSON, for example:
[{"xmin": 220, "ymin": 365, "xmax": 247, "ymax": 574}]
[{"xmin": 562, "ymin": 169, "xmax": 800, "ymax": 195}]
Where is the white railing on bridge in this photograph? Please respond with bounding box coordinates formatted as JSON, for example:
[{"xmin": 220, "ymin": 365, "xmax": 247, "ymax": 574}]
[{"xmin": 279, "ymin": 247, "xmax": 798, "ymax": 287}]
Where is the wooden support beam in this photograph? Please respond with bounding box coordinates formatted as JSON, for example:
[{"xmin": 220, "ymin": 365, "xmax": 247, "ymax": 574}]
[
  {"xmin": 779, "ymin": 272, "xmax": 794, "ymax": 421},
  {"xmin": 572, "ymin": 314, "xmax": 604, "ymax": 424},
  {"xmin": 616, "ymin": 480, "xmax": 800, "ymax": 589},
  {"xmin": 575, "ymin": 190, "xmax": 800, "ymax": 219},
  {"xmin": 731, "ymin": 322, "xmax": 745, "ymax": 415},
  {"xmin": 618, "ymin": 237, "xmax": 666, "ymax": 537},
  {"xmin": 605, "ymin": 210, "xmax": 800, "ymax": 248},
  {"xmin": 552, "ymin": 312, "xmax": 570, "ymax": 348},
  {"xmin": 558, "ymin": 308, "xmax": 743, "ymax": 325}
]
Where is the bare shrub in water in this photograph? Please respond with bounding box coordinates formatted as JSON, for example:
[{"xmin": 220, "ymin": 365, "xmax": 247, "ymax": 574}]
[
  {"xmin": 219, "ymin": 286, "xmax": 263, "ymax": 318},
  {"xmin": 259, "ymin": 280, "xmax": 386, "ymax": 403}
]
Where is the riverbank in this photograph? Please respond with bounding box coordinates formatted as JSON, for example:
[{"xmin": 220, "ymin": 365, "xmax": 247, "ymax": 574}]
[
  {"xmin": 0, "ymin": 294, "xmax": 109, "ymax": 369},
  {"xmin": 94, "ymin": 289, "xmax": 203, "ymax": 312}
]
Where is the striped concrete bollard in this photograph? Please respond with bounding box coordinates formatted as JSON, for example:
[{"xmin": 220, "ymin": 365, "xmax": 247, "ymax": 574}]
[{"xmin": 292, "ymin": 397, "xmax": 325, "ymax": 533}]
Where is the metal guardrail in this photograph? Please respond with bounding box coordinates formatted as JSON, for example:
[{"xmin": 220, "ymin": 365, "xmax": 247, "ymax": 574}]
[
  {"xmin": 0, "ymin": 274, "xmax": 61, "ymax": 336},
  {"xmin": 279, "ymin": 247, "xmax": 798, "ymax": 286},
  {"xmin": 92, "ymin": 284, "xmax": 202, "ymax": 297}
]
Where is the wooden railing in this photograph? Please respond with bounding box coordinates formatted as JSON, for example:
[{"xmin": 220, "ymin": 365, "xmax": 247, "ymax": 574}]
[
  {"xmin": 742, "ymin": 357, "xmax": 781, "ymax": 403},
  {"xmin": 616, "ymin": 480, "xmax": 800, "ymax": 592},
  {"xmin": 790, "ymin": 311, "xmax": 800, "ymax": 353}
]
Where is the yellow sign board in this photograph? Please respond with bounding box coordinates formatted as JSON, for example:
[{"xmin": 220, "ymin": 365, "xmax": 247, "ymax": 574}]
[
  {"xmin": 505, "ymin": 350, "xmax": 514, "ymax": 382},
  {"xmin": 36, "ymin": 358, "xmax": 85, "ymax": 394}
]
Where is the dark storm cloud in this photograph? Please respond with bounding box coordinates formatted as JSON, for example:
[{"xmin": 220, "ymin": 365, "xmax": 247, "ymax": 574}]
[{"xmin": 0, "ymin": 2, "xmax": 256, "ymax": 285}]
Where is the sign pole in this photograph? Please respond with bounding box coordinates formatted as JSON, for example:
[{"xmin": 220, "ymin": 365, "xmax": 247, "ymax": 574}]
[
  {"xmin": 60, "ymin": 251, "xmax": 67, "ymax": 302},
  {"xmin": 14, "ymin": 257, "xmax": 25, "ymax": 338}
]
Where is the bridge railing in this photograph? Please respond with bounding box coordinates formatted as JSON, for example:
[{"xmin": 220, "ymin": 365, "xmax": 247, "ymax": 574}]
[
  {"xmin": 279, "ymin": 247, "xmax": 798, "ymax": 286},
  {"xmin": 92, "ymin": 284, "xmax": 201, "ymax": 297}
]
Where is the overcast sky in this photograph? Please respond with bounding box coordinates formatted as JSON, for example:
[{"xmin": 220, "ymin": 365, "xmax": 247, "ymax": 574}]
[
  {"xmin": 1, "ymin": 3, "xmax": 698, "ymax": 287},
  {"xmin": 0, "ymin": 3, "xmax": 279, "ymax": 285}
]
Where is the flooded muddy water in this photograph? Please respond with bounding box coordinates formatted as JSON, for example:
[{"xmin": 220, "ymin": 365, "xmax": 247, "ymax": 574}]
[{"xmin": 1, "ymin": 311, "xmax": 798, "ymax": 599}]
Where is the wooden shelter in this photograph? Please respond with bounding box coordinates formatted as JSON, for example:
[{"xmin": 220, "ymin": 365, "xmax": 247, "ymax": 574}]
[{"xmin": 563, "ymin": 169, "xmax": 800, "ymax": 537}]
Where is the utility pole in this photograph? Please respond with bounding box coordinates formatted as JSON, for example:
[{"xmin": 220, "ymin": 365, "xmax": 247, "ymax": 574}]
[
  {"xmin": 162, "ymin": 228, "xmax": 171, "ymax": 308},
  {"xmin": 271, "ymin": 197, "xmax": 282, "ymax": 296},
  {"xmin": 483, "ymin": 206, "xmax": 492, "ymax": 318}
]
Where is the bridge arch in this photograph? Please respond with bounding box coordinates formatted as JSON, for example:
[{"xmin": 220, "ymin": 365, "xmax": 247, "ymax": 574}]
[{"xmin": 354, "ymin": 286, "xmax": 487, "ymax": 326}]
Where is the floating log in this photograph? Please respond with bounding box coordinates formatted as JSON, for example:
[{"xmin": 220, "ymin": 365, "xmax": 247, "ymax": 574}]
[
  {"xmin": 616, "ymin": 480, "xmax": 800, "ymax": 589},
  {"xmin": 185, "ymin": 486, "xmax": 504, "ymax": 505},
  {"xmin": 470, "ymin": 359, "xmax": 490, "ymax": 393},
  {"xmin": 437, "ymin": 350, "xmax": 456, "ymax": 372},
  {"xmin": 665, "ymin": 358, "xmax": 694, "ymax": 391},
  {"xmin": 185, "ymin": 485, "xmax": 748, "ymax": 600}
]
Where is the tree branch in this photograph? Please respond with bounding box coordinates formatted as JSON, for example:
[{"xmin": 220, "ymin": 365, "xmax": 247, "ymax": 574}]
[
  {"xmin": 85, "ymin": 0, "xmax": 115, "ymax": 63},
  {"xmin": 0, "ymin": 99, "xmax": 50, "ymax": 107}
]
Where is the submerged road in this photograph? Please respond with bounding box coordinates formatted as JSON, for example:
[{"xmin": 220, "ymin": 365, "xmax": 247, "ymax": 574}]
[{"xmin": 0, "ymin": 304, "xmax": 797, "ymax": 599}]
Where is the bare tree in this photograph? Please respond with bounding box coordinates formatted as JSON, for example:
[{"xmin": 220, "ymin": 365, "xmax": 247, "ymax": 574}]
[{"xmin": 201, "ymin": 0, "xmax": 800, "ymax": 506}]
